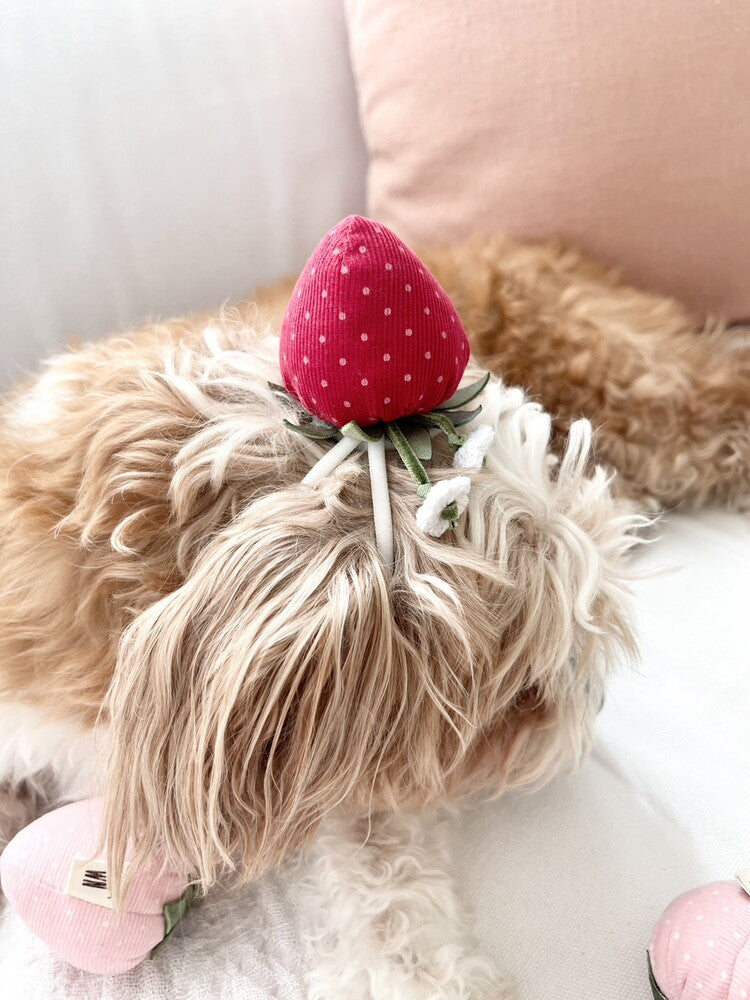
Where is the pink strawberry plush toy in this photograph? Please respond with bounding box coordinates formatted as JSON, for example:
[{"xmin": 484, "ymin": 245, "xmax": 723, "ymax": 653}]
[
  {"xmin": 648, "ymin": 874, "xmax": 750, "ymax": 999},
  {"xmin": 276, "ymin": 215, "xmax": 494, "ymax": 569},
  {"xmin": 0, "ymin": 798, "xmax": 193, "ymax": 975}
]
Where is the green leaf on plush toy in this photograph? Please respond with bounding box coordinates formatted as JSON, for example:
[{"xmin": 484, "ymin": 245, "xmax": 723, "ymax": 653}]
[
  {"xmin": 647, "ymin": 952, "xmax": 668, "ymax": 1000},
  {"xmin": 282, "ymin": 417, "xmax": 339, "ymax": 440},
  {"xmin": 435, "ymin": 372, "xmax": 490, "ymax": 412}
]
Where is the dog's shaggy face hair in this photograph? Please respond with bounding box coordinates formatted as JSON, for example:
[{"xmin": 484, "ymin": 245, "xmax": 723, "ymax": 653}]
[{"xmin": 0, "ymin": 314, "xmax": 642, "ymax": 893}]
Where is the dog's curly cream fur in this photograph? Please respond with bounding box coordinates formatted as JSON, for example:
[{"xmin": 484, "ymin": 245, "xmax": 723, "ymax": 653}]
[
  {"xmin": 0, "ymin": 301, "xmax": 642, "ymax": 900},
  {"xmin": 2, "ymin": 232, "xmax": 747, "ymax": 929}
]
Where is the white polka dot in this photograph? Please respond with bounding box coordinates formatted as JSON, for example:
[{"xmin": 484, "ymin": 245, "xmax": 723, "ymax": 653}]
[
  {"xmin": 383, "ymin": 353, "xmax": 391, "ymax": 362},
  {"xmin": 405, "ymin": 284, "xmax": 412, "ymax": 292},
  {"xmin": 707, "ymin": 940, "xmax": 714, "ymax": 948},
  {"xmin": 740, "ymin": 989, "xmax": 747, "ymax": 998},
  {"xmin": 303, "ymin": 356, "xmax": 310, "ymax": 365},
  {"xmin": 673, "ymin": 932, "xmax": 680, "ymax": 941},
  {"xmin": 405, "ymin": 328, "xmax": 413, "ymax": 337},
  {"xmin": 723, "ymin": 906, "xmax": 730, "ymax": 913},
  {"xmin": 696, "ymin": 914, "xmax": 703, "ymax": 920},
  {"xmin": 102, "ymin": 919, "xmax": 110, "ymax": 928},
  {"xmin": 344, "ymin": 400, "xmax": 351, "ymax": 408},
  {"xmin": 311, "ymin": 396, "xmax": 317, "ymax": 405},
  {"xmin": 339, "ymin": 311, "xmax": 346, "ymax": 320},
  {"xmin": 283, "ymin": 353, "xmax": 287, "ymax": 361},
  {"xmin": 311, "ymin": 267, "xmax": 316, "ymax": 275},
  {"xmin": 384, "ymin": 396, "xmax": 391, "ymax": 404},
  {"xmin": 290, "ymin": 332, "xmax": 296, "ymax": 341},
  {"xmin": 66, "ymin": 909, "xmax": 73, "ymax": 918},
  {"xmin": 361, "ymin": 378, "xmax": 368, "ymax": 387},
  {"xmin": 332, "ymin": 248, "xmax": 340, "ymax": 255},
  {"xmin": 734, "ymin": 931, "xmax": 743, "ymax": 940},
  {"xmin": 339, "ymin": 357, "xmax": 347, "ymax": 366},
  {"xmin": 374, "ymin": 226, "xmax": 381, "ymax": 233},
  {"xmin": 424, "ymin": 307, "xmax": 430, "ymax": 315},
  {"xmin": 385, "ymin": 262, "xmax": 393, "ymax": 270},
  {"xmin": 359, "ymin": 245, "xmax": 367, "ymax": 253},
  {"xmin": 404, "ymin": 374, "xmax": 412, "ymax": 382},
  {"xmin": 341, "ymin": 265, "xmax": 349, "ymax": 274},
  {"xmin": 419, "ymin": 394, "xmax": 424, "ymax": 401},
  {"xmin": 319, "ymin": 335, "xmax": 326, "ymax": 343},
  {"xmin": 455, "ymin": 356, "xmax": 459, "ymax": 363},
  {"xmin": 305, "ymin": 312, "xmax": 310, "ymax": 320},
  {"xmin": 441, "ymin": 330, "xmax": 447, "ymax": 339},
  {"xmin": 450, "ymin": 315, "xmax": 456, "ymax": 323},
  {"xmin": 296, "ymin": 290, "xmax": 301, "ymax": 298},
  {"xmin": 696, "ymin": 983, "xmax": 703, "ymax": 991},
  {"xmin": 425, "ymin": 351, "xmax": 431, "ymax": 359},
  {"xmin": 321, "ymin": 379, "xmax": 328, "ymax": 387},
  {"xmin": 360, "ymin": 333, "xmax": 368, "ymax": 341},
  {"xmin": 321, "ymin": 289, "xmax": 328, "ymax": 298},
  {"xmin": 362, "ymin": 287, "xmax": 370, "ymax": 295},
  {"xmin": 437, "ymin": 375, "xmax": 444, "ymax": 383},
  {"xmin": 712, "ymin": 890, "xmax": 719, "ymax": 896},
  {"xmin": 384, "ymin": 307, "xmax": 392, "ymax": 316},
  {"xmin": 684, "ymin": 953, "xmax": 691, "ymax": 961},
  {"xmin": 721, "ymin": 971, "xmax": 728, "ymax": 981}
]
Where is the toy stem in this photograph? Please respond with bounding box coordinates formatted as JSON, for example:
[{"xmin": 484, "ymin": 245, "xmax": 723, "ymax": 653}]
[
  {"xmin": 367, "ymin": 437, "xmax": 394, "ymax": 573},
  {"xmin": 302, "ymin": 435, "xmax": 361, "ymax": 486}
]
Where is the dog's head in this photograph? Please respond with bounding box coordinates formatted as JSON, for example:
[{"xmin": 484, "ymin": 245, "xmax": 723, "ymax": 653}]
[{"xmin": 103, "ymin": 322, "xmax": 641, "ymax": 895}]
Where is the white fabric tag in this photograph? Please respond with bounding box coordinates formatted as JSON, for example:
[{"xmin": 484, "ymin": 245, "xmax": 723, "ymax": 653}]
[
  {"xmin": 65, "ymin": 857, "xmax": 116, "ymax": 909},
  {"xmin": 736, "ymin": 870, "xmax": 750, "ymax": 896}
]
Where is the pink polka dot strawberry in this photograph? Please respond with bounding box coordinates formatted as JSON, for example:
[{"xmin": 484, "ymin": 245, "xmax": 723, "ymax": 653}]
[{"xmin": 273, "ymin": 215, "xmax": 495, "ymax": 570}]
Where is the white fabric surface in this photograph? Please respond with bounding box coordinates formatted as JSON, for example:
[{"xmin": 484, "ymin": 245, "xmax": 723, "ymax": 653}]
[
  {"xmin": 458, "ymin": 510, "xmax": 750, "ymax": 998},
  {"xmin": 0, "ymin": 0, "xmax": 367, "ymax": 388}
]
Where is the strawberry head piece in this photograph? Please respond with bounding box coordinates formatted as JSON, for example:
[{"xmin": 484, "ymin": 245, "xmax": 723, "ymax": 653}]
[{"xmin": 274, "ymin": 215, "xmax": 494, "ymax": 571}]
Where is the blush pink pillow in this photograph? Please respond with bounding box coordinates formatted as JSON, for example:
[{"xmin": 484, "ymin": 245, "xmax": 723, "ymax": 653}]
[{"xmin": 345, "ymin": 0, "xmax": 750, "ymax": 319}]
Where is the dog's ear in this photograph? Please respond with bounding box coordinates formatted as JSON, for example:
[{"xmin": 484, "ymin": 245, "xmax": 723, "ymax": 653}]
[{"xmin": 103, "ymin": 483, "xmax": 404, "ymax": 897}]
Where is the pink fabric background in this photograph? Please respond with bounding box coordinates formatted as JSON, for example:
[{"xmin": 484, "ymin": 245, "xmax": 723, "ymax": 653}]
[{"xmin": 345, "ymin": 0, "xmax": 750, "ymax": 319}]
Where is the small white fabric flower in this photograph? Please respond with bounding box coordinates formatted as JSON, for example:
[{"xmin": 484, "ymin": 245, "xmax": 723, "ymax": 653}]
[
  {"xmin": 416, "ymin": 476, "xmax": 472, "ymax": 538},
  {"xmin": 453, "ymin": 425, "xmax": 495, "ymax": 470}
]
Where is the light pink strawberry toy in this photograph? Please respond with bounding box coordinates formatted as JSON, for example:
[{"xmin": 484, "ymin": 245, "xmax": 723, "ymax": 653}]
[
  {"xmin": 648, "ymin": 874, "xmax": 750, "ymax": 999},
  {"xmin": 275, "ymin": 215, "xmax": 494, "ymax": 570},
  {"xmin": 0, "ymin": 798, "xmax": 193, "ymax": 974}
]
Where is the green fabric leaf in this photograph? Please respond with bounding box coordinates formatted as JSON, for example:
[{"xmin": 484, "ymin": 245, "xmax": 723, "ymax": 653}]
[
  {"xmin": 282, "ymin": 418, "xmax": 338, "ymax": 440},
  {"xmin": 150, "ymin": 885, "xmax": 199, "ymax": 958},
  {"xmin": 416, "ymin": 482, "xmax": 432, "ymax": 498},
  {"xmin": 448, "ymin": 406, "xmax": 483, "ymax": 427},
  {"xmin": 440, "ymin": 501, "xmax": 459, "ymax": 522},
  {"xmin": 397, "ymin": 421, "xmax": 433, "ymax": 460},
  {"xmin": 647, "ymin": 952, "xmax": 668, "ymax": 1000},
  {"xmin": 436, "ymin": 372, "xmax": 490, "ymax": 412},
  {"xmin": 341, "ymin": 421, "xmax": 383, "ymax": 443},
  {"xmin": 386, "ymin": 423, "xmax": 431, "ymax": 488},
  {"xmin": 414, "ymin": 412, "xmax": 467, "ymax": 450}
]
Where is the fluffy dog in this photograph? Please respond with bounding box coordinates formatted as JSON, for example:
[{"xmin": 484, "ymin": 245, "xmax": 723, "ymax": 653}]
[{"xmin": 0, "ymin": 233, "xmax": 746, "ymax": 992}]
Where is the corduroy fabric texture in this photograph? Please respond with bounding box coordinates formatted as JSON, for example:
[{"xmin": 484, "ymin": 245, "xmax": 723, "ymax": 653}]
[
  {"xmin": 0, "ymin": 799, "xmax": 187, "ymax": 975},
  {"xmin": 280, "ymin": 215, "xmax": 470, "ymax": 428},
  {"xmin": 649, "ymin": 881, "xmax": 750, "ymax": 999}
]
